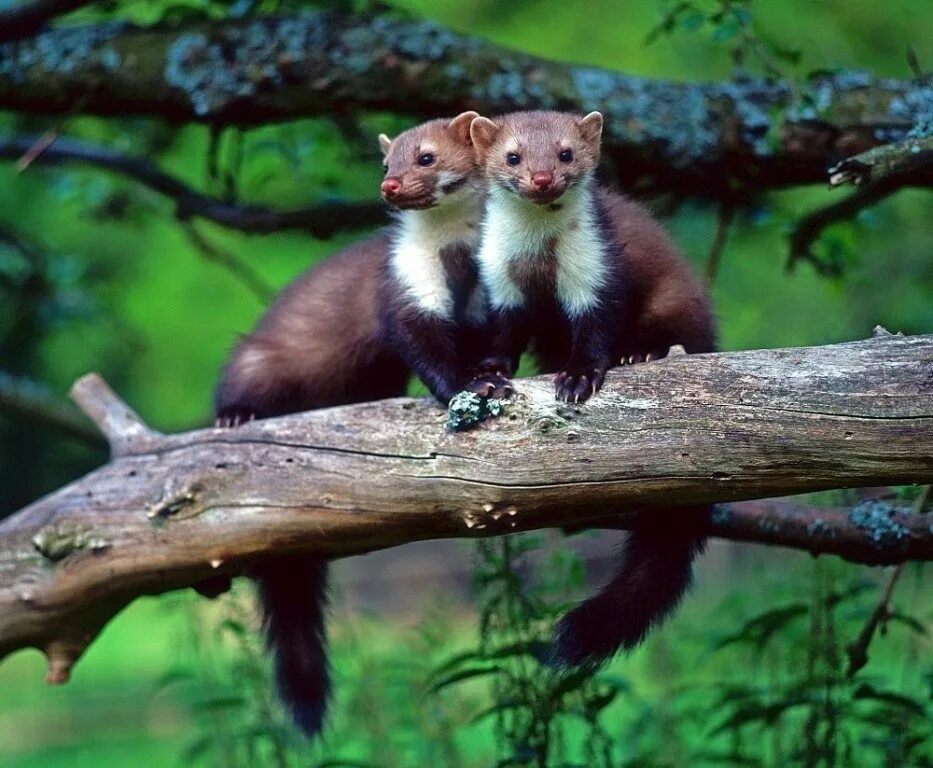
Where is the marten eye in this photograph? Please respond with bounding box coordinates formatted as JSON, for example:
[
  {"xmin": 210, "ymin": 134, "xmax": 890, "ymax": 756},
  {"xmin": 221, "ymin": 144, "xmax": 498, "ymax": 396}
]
[
  {"xmin": 506, "ymin": 152, "xmax": 521, "ymax": 166},
  {"xmin": 559, "ymin": 148, "xmax": 573, "ymax": 163},
  {"xmin": 417, "ymin": 153, "xmax": 435, "ymax": 167}
]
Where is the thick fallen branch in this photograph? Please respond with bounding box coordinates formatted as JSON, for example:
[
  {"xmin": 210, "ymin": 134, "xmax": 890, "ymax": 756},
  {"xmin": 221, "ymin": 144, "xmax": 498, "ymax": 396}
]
[
  {"xmin": 0, "ymin": 12, "xmax": 929, "ymax": 195},
  {"xmin": 0, "ymin": 136, "xmax": 387, "ymax": 238},
  {"xmin": 1, "ymin": 334, "xmax": 932, "ymax": 683}
]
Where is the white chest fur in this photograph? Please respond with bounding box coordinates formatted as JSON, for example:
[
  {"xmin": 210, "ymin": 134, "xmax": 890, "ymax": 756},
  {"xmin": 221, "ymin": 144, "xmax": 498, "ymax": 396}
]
[
  {"xmin": 478, "ymin": 180, "xmax": 608, "ymax": 318},
  {"xmin": 389, "ymin": 195, "xmax": 483, "ymax": 323}
]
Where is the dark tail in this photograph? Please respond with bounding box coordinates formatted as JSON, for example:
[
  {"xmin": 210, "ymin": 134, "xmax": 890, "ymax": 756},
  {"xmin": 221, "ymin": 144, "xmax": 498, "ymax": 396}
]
[
  {"xmin": 255, "ymin": 556, "xmax": 331, "ymax": 737},
  {"xmin": 551, "ymin": 507, "xmax": 709, "ymax": 667}
]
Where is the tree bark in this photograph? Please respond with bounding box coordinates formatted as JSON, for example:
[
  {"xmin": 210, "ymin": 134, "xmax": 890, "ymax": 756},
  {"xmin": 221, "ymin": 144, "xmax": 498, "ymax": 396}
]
[
  {"xmin": 1, "ymin": 333, "xmax": 931, "ymax": 683},
  {"xmin": 0, "ymin": 11, "xmax": 929, "ymax": 195}
]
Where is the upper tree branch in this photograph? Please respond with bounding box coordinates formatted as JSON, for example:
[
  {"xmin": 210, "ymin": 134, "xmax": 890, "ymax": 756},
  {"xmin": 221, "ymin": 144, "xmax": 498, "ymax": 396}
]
[
  {"xmin": 0, "ymin": 0, "xmax": 95, "ymax": 43},
  {"xmin": 0, "ymin": 12, "xmax": 929, "ymax": 195},
  {"xmin": 0, "ymin": 136, "xmax": 387, "ymax": 238},
  {"xmin": 1, "ymin": 334, "xmax": 932, "ymax": 683}
]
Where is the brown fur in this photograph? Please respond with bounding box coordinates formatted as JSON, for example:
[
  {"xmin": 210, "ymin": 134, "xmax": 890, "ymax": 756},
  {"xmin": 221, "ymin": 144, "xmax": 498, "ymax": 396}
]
[{"xmin": 215, "ymin": 232, "xmax": 409, "ymax": 418}]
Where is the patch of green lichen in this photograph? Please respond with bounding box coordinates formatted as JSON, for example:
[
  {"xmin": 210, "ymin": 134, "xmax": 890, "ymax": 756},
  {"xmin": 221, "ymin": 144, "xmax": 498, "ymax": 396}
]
[
  {"xmin": 447, "ymin": 391, "xmax": 504, "ymax": 431},
  {"xmin": 32, "ymin": 525, "xmax": 110, "ymax": 563}
]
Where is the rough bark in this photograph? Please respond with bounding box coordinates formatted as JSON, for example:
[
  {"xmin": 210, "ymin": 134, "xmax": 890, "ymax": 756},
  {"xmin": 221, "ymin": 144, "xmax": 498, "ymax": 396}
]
[
  {"xmin": 1, "ymin": 333, "xmax": 931, "ymax": 683},
  {"xmin": 0, "ymin": 11, "xmax": 930, "ymax": 195}
]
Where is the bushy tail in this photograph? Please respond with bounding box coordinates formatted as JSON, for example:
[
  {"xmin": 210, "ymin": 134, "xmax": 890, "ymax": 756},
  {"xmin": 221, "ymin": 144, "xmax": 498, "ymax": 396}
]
[
  {"xmin": 551, "ymin": 507, "xmax": 709, "ymax": 667},
  {"xmin": 255, "ymin": 556, "xmax": 331, "ymax": 737}
]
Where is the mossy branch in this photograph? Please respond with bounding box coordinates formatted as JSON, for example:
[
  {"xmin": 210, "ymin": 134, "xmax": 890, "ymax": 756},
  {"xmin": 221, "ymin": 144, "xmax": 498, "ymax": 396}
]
[{"xmin": 0, "ymin": 11, "xmax": 930, "ymax": 195}]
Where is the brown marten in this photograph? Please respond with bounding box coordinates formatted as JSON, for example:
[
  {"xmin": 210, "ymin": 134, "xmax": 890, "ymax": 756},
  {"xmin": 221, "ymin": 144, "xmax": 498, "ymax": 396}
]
[
  {"xmin": 213, "ymin": 111, "xmax": 486, "ymax": 737},
  {"xmin": 468, "ymin": 110, "xmax": 716, "ymax": 667},
  {"xmin": 378, "ymin": 111, "xmax": 491, "ymax": 403}
]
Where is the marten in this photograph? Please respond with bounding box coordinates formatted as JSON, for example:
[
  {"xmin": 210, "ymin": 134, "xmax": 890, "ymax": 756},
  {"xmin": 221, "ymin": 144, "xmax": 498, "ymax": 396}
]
[
  {"xmin": 377, "ymin": 111, "xmax": 490, "ymax": 404},
  {"xmin": 468, "ymin": 110, "xmax": 716, "ymax": 666},
  {"xmin": 213, "ymin": 111, "xmax": 486, "ymax": 737}
]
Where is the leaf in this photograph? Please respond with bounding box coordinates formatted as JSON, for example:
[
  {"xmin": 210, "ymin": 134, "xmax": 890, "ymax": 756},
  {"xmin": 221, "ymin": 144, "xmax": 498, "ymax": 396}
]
[
  {"xmin": 710, "ymin": 603, "xmax": 807, "ymax": 652},
  {"xmin": 888, "ymin": 611, "xmax": 930, "ymax": 637},
  {"xmin": 711, "ymin": 697, "xmax": 810, "ymax": 735},
  {"xmin": 852, "ymin": 683, "xmax": 927, "ymax": 718},
  {"xmin": 691, "ymin": 751, "xmax": 762, "ymax": 767},
  {"xmin": 429, "ymin": 641, "xmax": 549, "ymax": 683},
  {"xmin": 549, "ymin": 667, "xmax": 597, "ymax": 700},
  {"xmin": 470, "ymin": 697, "xmax": 524, "ymax": 725},
  {"xmin": 182, "ymin": 734, "xmax": 214, "ymax": 764},
  {"xmin": 643, "ymin": 1, "xmax": 693, "ymax": 45},
  {"xmin": 427, "ymin": 664, "xmax": 509, "ymax": 695},
  {"xmin": 152, "ymin": 667, "xmax": 195, "ymax": 693},
  {"xmin": 584, "ymin": 688, "xmax": 621, "ymax": 715},
  {"xmin": 712, "ymin": 20, "xmax": 741, "ymax": 42}
]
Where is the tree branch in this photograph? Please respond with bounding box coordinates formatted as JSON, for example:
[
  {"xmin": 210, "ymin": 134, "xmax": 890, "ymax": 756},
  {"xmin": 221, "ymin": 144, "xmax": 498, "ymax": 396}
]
[
  {"xmin": 845, "ymin": 484, "xmax": 930, "ymax": 678},
  {"xmin": 0, "ymin": 0, "xmax": 95, "ymax": 43},
  {"xmin": 0, "ymin": 136, "xmax": 387, "ymax": 238},
  {"xmin": 1, "ymin": 334, "xmax": 931, "ymax": 683},
  {"xmin": 0, "ymin": 370, "xmax": 104, "ymax": 447},
  {"xmin": 830, "ymin": 133, "xmax": 933, "ymax": 187},
  {"xmin": 0, "ymin": 12, "xmax": 929, "ymax": 195},
  {"xmin": 787, "ymin": 160, "xmax": 933, "ymax": 275}
]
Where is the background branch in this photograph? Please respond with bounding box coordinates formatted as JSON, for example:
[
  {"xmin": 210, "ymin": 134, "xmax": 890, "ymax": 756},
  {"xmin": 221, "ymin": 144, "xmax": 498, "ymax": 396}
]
[
  {"xmin": 0, "ymin": 333, "xmax": 931, "ymax": 684},
  {"xmin": 787, "ymin": 163, "xmax": 933, "ymax": 274},
  {"xmin": 0, "ymin": 371, "xmax": 104, "ymax": 447},
  {"xmin": 0, "ymin": 0, "xmax": 95, "ymax": 43},
  {"xmin": 845, "ymin": 484, "xmax": 930, "ymax": 677},
  {"xmin": 0, "ymin": 12, "xmax": 929, "ymax": 196},
  {"xmin": 0, "ymin": 136, "xmax": 387, "ymax": 238}
]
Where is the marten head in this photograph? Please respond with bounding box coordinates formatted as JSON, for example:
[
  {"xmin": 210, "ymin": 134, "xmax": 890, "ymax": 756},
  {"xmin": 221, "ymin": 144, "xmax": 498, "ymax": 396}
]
[
  {"xmin": 469, "ymin": 111, "xmax": 603, "ymax": 205},
  {"xmin": 378, "ymin": 112, "xmax": 481, "ymax": 210}
]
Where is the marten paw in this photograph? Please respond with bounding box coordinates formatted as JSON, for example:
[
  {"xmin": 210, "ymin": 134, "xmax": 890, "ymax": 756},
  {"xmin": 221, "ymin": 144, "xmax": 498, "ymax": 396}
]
[
  {"xmin": 466, "ymin": 374, "xmax": 514, "ymax": 399},
  {"xmin": 554, "ymin": 367, "xmax": 606, "ymax": 403},
  {"xmin": 215, "ymin": 405, "xmax": 257, "ymax": 428}
]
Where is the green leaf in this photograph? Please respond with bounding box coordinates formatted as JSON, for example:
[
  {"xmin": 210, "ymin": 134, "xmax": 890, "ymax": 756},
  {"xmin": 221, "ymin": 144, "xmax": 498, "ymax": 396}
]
[
  {"xmin": 427, "ymin": 664, "xmax": 510, "ymax": 695},
  {"xmin": 712, "ymin": 20, "xmax": 741, "ymax": 42},
  {"xmin": 549, "ymin": 667, "xmax": 597, "ymax": 700},
  {"xmin": 710, "ymin": 603, "xmax": 807, "ymax": 652},
  {"xmin": 852, "ymin": 683, "xmax": 927, "ymax": 718},
  {"xmin": 888, "ymin": 611, "xmax": 930, "ymax": 637},
  {"xmin": 711, "ymin": 698, "xmax": 809, "ymax": 735},
  {"xmin": 469, "ymin": 698, "xmax": 524, "ymax": 725}
]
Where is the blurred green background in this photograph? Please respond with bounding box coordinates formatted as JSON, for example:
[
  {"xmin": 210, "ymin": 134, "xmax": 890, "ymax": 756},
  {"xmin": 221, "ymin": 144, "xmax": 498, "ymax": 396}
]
[{"xmin": 0, "ymin": 1, "xmax": 930, "ymax": 766}]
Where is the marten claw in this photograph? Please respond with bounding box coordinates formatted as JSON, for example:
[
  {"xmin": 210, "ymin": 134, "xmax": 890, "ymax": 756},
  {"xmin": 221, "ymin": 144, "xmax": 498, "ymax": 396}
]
[
  {"xmin": 466, "ymin": 375, "xmax": 513, "ymax": 399},
  {"xmin": 555, "ymin": 368, "xmax": 606, "ymax": 403},
  {"xmin": 215, "ymin": 406, "xmax": 258, "ymax": 428},
  {"xmin": 621, "ymin": 348, "xmax": 668, "ymax": 366}
]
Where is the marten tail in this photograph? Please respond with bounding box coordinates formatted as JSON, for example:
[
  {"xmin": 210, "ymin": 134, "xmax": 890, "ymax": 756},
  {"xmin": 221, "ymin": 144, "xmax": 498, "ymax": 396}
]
[
  {"xmin": 551, "ymin": 507, "xmax": 709, "ymax": 667},
  {"xmin": 255, "ymin": 556, "xmax": 331, "ymax": 737}
]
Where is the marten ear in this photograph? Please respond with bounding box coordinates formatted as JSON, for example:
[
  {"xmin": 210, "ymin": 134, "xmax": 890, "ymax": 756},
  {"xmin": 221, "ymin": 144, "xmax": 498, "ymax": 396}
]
[
  {"xmin": 378, "ymin": 133, "xmax": 392, "ymax": 156},
  {"xmin": 447, "ymin": 111, "xmax": 480, "ymax": 146},
  {"xmin": 577, "ymin": 111, "xmax": 603, "ymax": 144},
  {"xmin": 470, "ymin": 117, "xmax": 501, "ymax": 154}
]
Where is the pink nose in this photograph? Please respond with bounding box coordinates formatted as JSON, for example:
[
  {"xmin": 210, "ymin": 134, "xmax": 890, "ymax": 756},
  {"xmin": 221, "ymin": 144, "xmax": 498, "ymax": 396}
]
[
  {"xmin": 381, "ymin": 177, "xmax": 401, "ymax": 196},
  {"xmin": 531, "ymin": 171, "xmax": 553, "ymax": 189}
]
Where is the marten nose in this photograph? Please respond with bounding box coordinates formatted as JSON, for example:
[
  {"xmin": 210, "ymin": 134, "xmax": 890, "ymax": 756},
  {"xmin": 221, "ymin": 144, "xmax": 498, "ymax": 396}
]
[
  {"xmin": 381, "ymin": 177, "xmax": 401, "ymax": 196},
  {"xmin": 531, "ymin": 171, "xmax": 554, "ymax": 189}
]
